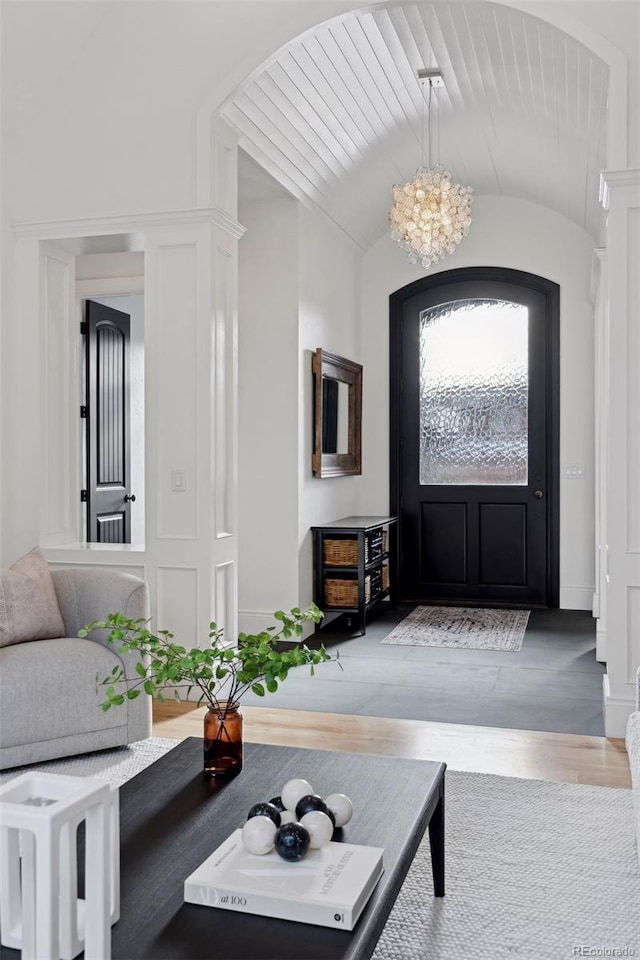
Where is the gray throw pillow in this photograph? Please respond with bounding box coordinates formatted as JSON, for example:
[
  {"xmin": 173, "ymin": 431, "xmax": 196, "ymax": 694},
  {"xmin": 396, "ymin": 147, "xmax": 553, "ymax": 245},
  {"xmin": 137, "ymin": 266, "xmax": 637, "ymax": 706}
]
[{"xmin": 0, "ymin": 547, "xmax": 66, "ymax": 647}]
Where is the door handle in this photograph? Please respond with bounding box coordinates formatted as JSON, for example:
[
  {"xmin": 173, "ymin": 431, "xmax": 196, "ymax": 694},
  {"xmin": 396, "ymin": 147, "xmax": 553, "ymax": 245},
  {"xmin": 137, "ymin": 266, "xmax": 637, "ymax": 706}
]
[
  {"xmin": 124, "ymin": 494, "xmax": 136, "ymax": 503},
  {"xmin": 533, "ymin": 490, "xmax": 544, "ymax": 499}
]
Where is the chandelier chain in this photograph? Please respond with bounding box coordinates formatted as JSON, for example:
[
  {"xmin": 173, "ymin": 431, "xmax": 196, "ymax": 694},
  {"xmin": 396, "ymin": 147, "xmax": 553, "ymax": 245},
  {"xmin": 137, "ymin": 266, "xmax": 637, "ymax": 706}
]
[
  {"xmin": 421, "ymin": 79, "xmax": 425, "ymax": 169},
  {"xmin": 428, "ymin": 80, "xmax": 433, "ymax": 169},
  {"xmin": 437, "ymin": 83, "xmax": 440, "ymax": 168}
]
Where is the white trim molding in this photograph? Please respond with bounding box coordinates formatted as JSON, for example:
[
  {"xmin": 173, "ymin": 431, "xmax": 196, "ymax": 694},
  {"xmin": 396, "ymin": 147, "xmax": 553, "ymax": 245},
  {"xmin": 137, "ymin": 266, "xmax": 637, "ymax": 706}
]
[
  {"xmin": 76, "ymin": 276, "xmax": 144, "ymax": 297},
  {"xmin": 238, "ymin": 609, "xmax": 316, "ymax": 643},
  {"xmin": 599, "ymin": 169, "xmax": 640, "ymax": 210},
  {"xmin": 592, "ymin": 246, "xmax": 608, "ymax": 662},
  {"xmin": 238, "ymin": 610, "xmax": 279, "ymax": 635},
  {"xmin": 596, "ymin": 625, "xmax": 607, "ymax": 664},
  {"xmin": 603, "ymin": 674, "xmax": 636, "ymax": 739},
  {"xmin": 12, "ymin": 208, "xmax": 246, "ymax": 242},
  {"xmin": 559, "ymin": 586, "xmax": 594, "ymax": 612},
  {"xmin": 599, "ymin": 168, "xmax": 640, "ymax": 739}
]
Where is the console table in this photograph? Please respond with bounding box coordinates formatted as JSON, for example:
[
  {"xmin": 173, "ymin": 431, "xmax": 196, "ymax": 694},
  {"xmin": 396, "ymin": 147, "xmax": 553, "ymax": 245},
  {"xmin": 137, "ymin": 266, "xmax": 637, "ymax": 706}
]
[{"xmin": 312, "ymin": 516, "xmax": 398, "ymax": 636}]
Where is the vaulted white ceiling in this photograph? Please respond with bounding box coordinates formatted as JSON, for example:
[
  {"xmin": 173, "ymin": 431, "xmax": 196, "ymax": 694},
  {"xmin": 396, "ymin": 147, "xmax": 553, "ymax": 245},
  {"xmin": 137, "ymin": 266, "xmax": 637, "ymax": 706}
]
[{"xmin": 223, "ymin": 1, "xmax": 608, "ymax": 248}]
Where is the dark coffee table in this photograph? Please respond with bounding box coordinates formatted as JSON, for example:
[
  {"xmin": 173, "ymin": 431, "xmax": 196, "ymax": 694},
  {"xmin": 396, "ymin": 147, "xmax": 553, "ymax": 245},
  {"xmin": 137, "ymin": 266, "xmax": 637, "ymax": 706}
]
[
  {"xmin": 2, "ymin": 738, "xmax": 445, "ymax": 960},
  {"xmin": 111, "ymin": 738, "xmax": 446, "ymax": 959}
]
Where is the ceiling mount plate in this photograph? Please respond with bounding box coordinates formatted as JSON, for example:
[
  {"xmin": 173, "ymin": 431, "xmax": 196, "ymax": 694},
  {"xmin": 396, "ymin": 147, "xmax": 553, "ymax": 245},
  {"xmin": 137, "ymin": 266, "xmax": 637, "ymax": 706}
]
[{"xmin": 417, "ymin": 68, "xmax": 444, "ymax": 87}]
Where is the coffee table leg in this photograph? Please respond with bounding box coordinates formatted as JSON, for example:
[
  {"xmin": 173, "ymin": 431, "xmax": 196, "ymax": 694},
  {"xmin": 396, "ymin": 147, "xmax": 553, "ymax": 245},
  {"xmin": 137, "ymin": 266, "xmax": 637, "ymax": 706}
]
[{"xmin": 428, "ymin": 779, "xmax": 445, "ymax": 897}]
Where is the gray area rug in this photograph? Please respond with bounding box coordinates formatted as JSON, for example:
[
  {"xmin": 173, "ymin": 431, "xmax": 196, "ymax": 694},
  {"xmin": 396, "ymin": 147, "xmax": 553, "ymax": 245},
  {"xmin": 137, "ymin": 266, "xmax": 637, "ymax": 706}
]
[
  {"xmin": 382, "ymin": 605, "xmax": 530, "ymax": 651},
  {"xmin": 3, "ymin": 739, "xmax": 638, "ymax": 959},
  {"xmin": 0, "ymin": 737, "xmax": 180, "ymax": 788}
]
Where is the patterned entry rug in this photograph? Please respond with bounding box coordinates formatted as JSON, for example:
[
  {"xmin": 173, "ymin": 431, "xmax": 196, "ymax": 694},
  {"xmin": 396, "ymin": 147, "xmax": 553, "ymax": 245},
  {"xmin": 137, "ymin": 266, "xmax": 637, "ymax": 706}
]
[
  {"xmin": 382, "ymin": 605, "xmax": 530, "ymax": 652},
  {"xmin": 2, "ymin": 739, "xmax": 638, "ymax": 959}
]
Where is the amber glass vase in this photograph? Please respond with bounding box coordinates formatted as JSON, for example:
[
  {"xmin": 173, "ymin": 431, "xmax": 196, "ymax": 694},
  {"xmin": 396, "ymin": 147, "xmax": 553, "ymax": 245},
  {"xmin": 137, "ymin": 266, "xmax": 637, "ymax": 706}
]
[{"xmin": 203, "ymin": 702, "xmax": 243, "ymax": 779}]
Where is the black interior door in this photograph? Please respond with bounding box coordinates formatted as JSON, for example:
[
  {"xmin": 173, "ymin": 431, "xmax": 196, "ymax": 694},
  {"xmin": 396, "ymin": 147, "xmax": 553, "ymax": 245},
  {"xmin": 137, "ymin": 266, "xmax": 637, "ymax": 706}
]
[
  {"xmin": 390, "ymin": 268, "xmax": 559, "ymax": 607},
  {"xmin": 85, "ymin": 300, "xmax": 132, "ymax": 544}
]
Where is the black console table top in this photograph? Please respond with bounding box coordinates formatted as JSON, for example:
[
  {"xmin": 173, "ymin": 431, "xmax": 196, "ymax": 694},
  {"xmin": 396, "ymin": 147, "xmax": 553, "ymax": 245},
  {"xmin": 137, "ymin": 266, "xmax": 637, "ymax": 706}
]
[
  {"xmin": 311, "ymin": 516, "xmax": 398, "ymax": 532},
  {"xmin": 113, "ymin": 738, "xmax": 444, "ymax": 959}
]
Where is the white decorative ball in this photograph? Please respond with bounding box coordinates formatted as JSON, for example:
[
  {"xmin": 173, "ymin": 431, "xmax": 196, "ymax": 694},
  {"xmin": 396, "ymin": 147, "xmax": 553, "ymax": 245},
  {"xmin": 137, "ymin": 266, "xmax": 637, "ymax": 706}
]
[
  {"xmin": 242, "ymin": 815, "xmax": 277, "ymax": 855},
  {"xmin": 279, "ymin": 809, "xmax": 298, "ymax": 825},
  {"xmin": 300, "ymin": 810, "xmax": 334, "ymax": 848},
  {"xmin": 325, "ymin": 793, "xmax": 353, "ymax": 827},
  {"xmin": 281, "ymin": 778, "xmax": 314, "ymax": 812}
]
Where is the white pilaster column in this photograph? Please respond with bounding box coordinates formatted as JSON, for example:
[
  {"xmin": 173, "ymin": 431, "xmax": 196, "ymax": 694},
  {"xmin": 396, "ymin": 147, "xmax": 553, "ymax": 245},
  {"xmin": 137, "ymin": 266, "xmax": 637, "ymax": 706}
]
[
  {"xmin": 144, "ymin": 211, "xmax": 242, "ymax": 646},
  {"xmin": 600, "ymin": 170, "xmax": 640, "ymax": 736},
  {"xmin": 592, "ymin": 248, "xmax": 608, "ymax": 662}
]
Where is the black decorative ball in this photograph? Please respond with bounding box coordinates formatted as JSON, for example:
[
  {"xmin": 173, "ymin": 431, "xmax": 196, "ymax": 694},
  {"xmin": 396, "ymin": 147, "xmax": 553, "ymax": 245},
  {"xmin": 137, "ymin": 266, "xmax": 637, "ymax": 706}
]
[
  {"xmin": 294, "ymin": 794, "xmax": 335, "ymax": 826},
  {"xmin": 247, "ymin": 802, "xmax": 281, "ymax": 827},
  {"xmin": 268, "ymin": 796, "xmax": 286, "ymax": 813},
  {"xmin": 274, "ymin": 822, "xmax": 311, "ymax": 862}
]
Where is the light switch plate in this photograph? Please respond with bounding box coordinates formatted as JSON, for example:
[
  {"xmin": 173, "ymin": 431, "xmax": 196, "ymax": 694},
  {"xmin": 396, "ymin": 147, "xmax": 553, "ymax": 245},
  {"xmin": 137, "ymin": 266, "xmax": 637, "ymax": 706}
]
[
  {"xmin": 171, "ymin": 469, "xmax": 186, "ymax": 492},
  {"xmin": 564, "ymin": 464, "xmax": 585, "ymax": 479}
]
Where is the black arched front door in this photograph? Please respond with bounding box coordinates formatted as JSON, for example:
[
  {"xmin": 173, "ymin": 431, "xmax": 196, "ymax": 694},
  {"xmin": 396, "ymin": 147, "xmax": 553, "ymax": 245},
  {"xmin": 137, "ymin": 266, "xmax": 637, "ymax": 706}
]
[{"xmin": 390, "ymin": 268, "xmax": 559, "ymax": 607}]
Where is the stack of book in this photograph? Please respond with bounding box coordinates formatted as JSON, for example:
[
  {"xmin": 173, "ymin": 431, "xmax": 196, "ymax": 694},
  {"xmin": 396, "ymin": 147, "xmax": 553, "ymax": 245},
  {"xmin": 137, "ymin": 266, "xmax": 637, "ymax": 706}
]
[{"xmin": 184, "ymin": 829, "xmax": 384, "ymax": 930}]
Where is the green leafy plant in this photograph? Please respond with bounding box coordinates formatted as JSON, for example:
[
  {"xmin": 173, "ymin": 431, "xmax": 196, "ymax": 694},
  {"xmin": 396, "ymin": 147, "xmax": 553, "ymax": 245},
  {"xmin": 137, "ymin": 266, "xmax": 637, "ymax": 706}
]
[{"xmin": 80, "ymin": 602, "xmax": 338, "ymax": 714}]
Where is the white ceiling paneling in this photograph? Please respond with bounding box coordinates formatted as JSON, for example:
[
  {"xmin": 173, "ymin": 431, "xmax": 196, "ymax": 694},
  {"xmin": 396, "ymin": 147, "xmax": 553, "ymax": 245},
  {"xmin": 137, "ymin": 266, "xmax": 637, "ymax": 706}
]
[{"xmin": 225, "ymin": 1, "xmax": 609, "ymax": 248}]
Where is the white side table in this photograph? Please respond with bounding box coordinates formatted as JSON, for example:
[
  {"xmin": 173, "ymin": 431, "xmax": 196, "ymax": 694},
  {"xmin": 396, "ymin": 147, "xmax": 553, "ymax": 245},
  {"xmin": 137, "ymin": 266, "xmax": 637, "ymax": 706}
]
[{"xmin": 0, "ymin": 772, "xmax": 119, "ymax": 960}]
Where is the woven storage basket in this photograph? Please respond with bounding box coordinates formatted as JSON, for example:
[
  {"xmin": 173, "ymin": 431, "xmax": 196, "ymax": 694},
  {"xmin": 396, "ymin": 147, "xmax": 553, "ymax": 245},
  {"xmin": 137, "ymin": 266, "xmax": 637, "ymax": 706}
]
[
  {"xmin": 324, "ymin": 577, "xmax": 371, "ymax": 607},
  {"xmin": 323, "ymin": 539, "xmax": 358, "ymax": 567},
  {"xmin": 382, "ymin": 563, "xmax": 390, "ymax": 592}
]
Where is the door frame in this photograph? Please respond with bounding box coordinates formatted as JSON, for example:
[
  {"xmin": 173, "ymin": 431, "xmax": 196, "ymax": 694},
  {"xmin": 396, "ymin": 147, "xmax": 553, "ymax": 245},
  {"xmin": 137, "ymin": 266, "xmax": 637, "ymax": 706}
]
[{"xmin": 389, "ymin": 266, "xmax": 560, "ymax": 608}]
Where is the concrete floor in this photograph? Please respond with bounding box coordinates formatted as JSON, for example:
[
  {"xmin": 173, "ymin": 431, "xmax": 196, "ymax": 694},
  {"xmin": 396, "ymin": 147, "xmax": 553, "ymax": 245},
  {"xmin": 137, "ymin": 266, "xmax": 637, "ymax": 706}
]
[{"xmin": 242, "ymin": 605, "xmax": 605, "ymax": 736}]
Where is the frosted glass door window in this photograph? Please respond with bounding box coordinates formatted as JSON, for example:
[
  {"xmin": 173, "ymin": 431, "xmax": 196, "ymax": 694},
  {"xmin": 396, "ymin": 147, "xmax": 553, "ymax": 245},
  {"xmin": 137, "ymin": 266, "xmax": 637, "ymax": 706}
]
[{"xmin": 419, "ymin": 300, "xmax": 529, "ymax": 485}]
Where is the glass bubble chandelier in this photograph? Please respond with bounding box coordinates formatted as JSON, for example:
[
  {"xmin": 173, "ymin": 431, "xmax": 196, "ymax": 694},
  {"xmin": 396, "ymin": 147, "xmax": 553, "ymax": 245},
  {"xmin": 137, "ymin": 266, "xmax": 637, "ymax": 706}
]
[{"xmin": 389, "ymin": 69, "xmax": 473, "ymax": 268}]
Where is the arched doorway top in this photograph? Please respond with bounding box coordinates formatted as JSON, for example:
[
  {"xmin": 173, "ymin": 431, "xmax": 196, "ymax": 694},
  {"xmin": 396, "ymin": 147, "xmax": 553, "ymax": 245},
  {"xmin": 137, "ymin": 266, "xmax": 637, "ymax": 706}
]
[{"xmin": 197, "ymin": 1, "xmax": 627, "ymax": 245}]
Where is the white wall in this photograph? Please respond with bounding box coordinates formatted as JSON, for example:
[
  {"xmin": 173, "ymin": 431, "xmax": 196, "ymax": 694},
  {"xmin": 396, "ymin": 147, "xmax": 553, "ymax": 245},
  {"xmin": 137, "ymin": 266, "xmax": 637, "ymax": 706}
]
[
  {"xmin": 237, "ymin": 197, "xmax": 363, "ymax": 632},
  {"xmin": 0, "ymin": 1, "xmax": 357, "ymax": 225},
  {"xmin": 238, "ymin": 197, "xmax": 300, "ymax": 631},
  {"xmin": 361, "ymin": 195, "xmax": 596, "ymax": 610},
  {"xmin": 297, "ymin": 207, "xmax": 363, "ymax": 615}
]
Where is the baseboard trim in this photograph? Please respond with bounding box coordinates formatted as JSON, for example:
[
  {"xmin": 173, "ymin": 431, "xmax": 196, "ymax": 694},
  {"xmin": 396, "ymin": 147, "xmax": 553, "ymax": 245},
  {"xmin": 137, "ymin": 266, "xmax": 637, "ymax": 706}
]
[
  {"xmin": 559, "ymin": 586, "xmax": 594, "ymax": 611},
  {"xmin": 238, "ymin": 610, "xmax": 316, "ymax": 641},
  {"xmin": 238, "ymin": 610, "xmax": 277, "ymax": 634},
  {"xmin": 603, "ymin": 674, "xmax": 636, "ymax": 737},
  {"xmin": 595, "ymin": 626, "xmax": 607, "ymax": 663}
]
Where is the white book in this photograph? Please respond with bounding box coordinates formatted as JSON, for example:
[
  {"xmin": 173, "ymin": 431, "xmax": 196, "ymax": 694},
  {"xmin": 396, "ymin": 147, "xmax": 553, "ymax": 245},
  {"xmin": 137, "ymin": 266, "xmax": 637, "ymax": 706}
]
[{"xmin": 184, "ymin": 829, "xmax": 384, "ymax": 930}]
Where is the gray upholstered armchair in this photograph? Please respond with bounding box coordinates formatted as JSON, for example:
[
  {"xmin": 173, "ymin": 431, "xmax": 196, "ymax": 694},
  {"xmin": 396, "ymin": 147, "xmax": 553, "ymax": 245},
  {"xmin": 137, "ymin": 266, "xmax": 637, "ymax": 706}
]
[{"xmin": 0, "ymin": 568, "xmax": 152, "ymax": 770}]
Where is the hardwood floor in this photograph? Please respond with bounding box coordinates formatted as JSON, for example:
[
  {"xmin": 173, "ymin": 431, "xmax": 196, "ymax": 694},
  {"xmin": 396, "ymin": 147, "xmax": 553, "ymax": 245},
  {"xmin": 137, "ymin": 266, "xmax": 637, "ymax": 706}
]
[{"xmin": 153, "ymin": 701, "xmax": 631, "ymax": 789}]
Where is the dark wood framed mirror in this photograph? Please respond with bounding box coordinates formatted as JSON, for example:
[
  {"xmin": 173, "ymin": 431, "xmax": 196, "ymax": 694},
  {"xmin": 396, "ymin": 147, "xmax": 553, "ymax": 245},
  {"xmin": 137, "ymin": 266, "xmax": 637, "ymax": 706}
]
[{"xmin": 312, "ymin": 348, "xmax": 362, "ymax": 478}]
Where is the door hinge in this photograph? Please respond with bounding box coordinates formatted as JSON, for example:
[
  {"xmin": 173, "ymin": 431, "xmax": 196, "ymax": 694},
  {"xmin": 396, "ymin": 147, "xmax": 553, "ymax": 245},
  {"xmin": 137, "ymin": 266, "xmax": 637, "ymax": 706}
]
[
  {"xmin": 80, "ymin": 405, "xmax": 87, "ymax": 419},
  {"xmin": 80, "ymin": 321, "xmax": 87, "ymax": 335},
  {"xmin": 80, "ymin": 489, "xmax": 88, "ymax": 503}
]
